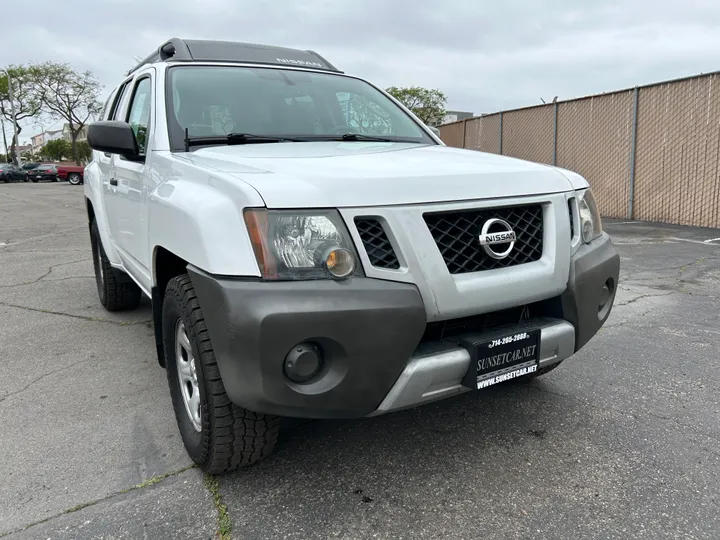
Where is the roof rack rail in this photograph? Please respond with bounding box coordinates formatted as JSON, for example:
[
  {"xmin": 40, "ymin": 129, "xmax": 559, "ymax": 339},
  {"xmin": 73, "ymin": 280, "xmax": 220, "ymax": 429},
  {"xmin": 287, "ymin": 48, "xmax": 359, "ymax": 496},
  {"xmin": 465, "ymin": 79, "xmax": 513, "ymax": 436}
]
[{"xmin": 126, "ymin": 38, "xmax": 342, "ymax": 76}]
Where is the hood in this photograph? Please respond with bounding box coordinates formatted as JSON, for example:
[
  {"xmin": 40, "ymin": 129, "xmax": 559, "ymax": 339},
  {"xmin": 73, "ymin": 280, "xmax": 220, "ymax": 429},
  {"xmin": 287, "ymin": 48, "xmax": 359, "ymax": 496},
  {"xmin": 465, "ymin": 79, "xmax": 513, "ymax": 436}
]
[{"xmin": 176, "ymin": 142, "xmax": 576, "ymax": 208}]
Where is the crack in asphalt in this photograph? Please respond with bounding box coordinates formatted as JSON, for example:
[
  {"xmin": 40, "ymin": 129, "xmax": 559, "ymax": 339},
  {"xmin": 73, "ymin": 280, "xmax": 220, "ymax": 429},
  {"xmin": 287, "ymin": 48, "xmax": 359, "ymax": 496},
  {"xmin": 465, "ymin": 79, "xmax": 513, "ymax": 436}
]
[
  {"xmin": 0, "ymin": 258, "xmax": 91, "ymax": 289},
  {"xmin": 530, "ymin": 385, "xmax": 720, "ymax": 460},
  {"xmin": 613, "ymin": 254, "xmax": 719, "ymax": 306},
  {"xmin": 0, "ymin": 358, "xmax": 91, "ymax": 404},
  {"xmin": 205, "ymin": 475, "xmax": 232, "ymax": 540},
  {"xmin": 0, "ymin": 465, "xmax": 198, "ymax": 539},
  {"xmin": 43, "ymin": 275, "xmax": 94, "ymax": 283},
  {"xmin": 616, "ymin": 291, "xmax": 676, "ymax": 307},
  {"xmin": 0, "ymin": 226, "xmax": 86, "ymax": 250},
  {"xmin": 0, "ymin": 301, "xmax": 151, "ymax": 327}
]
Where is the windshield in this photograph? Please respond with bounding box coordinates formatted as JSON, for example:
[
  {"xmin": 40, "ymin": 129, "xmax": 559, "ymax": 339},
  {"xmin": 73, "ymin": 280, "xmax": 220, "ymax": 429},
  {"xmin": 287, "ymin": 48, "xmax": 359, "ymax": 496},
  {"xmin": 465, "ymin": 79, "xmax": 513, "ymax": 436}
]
[
  {"xmin": 165, "ymin": 65, "xmax": 435, "ymax": 150},
  {"xmin": 35, "ymin": 165, "xmax": 55, "ymax": 170}
]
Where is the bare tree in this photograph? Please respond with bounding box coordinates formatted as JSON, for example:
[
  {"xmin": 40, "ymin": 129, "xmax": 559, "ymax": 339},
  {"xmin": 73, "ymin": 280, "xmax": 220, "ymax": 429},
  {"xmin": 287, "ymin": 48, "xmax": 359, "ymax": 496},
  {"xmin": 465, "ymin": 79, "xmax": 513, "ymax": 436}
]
[
  {"xmin": 36, "ymin": 62, "xmax": 102, "ymax": 165},
  {"xmin": 0, "ymin": 65, "xmax": 44, "ymax": 165}
]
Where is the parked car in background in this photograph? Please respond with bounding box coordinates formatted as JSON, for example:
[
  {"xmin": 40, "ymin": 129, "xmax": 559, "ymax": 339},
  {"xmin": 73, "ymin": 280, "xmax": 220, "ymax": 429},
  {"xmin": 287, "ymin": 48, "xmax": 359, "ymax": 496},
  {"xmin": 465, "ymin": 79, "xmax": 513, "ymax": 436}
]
[
  {"xmin": 28, "ymin": 164, "xmax": 59, "ymax": 182},
  {"xmin": 22, "ymin": 162, "xmax": 41, "ymax": 171},
  {"xmin": 56, "ymin": 164, "xmax": 85, "ymax": 185},
  {"xmin": 0, "ymin": 163, "xmax": 28, "ymax": 182}
]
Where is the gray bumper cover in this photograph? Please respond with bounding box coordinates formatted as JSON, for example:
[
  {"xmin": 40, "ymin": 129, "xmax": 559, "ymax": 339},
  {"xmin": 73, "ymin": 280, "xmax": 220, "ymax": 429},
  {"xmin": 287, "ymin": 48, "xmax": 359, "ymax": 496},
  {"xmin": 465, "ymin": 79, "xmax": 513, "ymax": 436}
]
[
  {"xmin": 187, "ymin": 271, "xmax": 427, "ymax": 419},
  {"xmin": 188, "ymin": 232, "xmax": 620, "ymax": 420}
]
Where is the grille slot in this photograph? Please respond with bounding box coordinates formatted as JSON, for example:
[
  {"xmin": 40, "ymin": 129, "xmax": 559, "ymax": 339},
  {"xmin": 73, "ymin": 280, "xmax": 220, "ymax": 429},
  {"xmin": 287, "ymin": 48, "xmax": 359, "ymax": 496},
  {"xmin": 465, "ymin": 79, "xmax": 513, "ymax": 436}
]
[
  {"xmin": 423, "ymin": 204, "xmax": 544, "ymax": 274},
  {"xmin": 354, "ymin": 218, "xmax": 400, "ymax": 269},
  {"xmin": 568, "ymin": 198, "xmax": 575, "ymax": 239}
]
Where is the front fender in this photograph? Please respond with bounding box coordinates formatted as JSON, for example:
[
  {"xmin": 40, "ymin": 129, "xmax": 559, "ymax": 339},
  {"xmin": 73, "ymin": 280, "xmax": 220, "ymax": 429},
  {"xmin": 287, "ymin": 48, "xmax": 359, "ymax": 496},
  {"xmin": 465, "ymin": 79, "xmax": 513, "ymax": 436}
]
[
  {"xmin": 148, "ymin": 178, "xmax": 262, "ymax": 284},
  {"xmin": 83, "ymin": 160, "xmax": 121, "ymax": 265}
]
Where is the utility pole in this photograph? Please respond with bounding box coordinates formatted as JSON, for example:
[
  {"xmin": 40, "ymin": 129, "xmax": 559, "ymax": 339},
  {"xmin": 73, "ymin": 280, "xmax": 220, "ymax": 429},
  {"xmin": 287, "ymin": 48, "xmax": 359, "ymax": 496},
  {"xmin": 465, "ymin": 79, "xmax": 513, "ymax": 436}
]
[
  {"xmin": 0, "ymin": 116, "xmax": 8, "ymax": 162},
  {"xmin": 4, "ymin": 69, "xmax": 20, "ymax": 166}
]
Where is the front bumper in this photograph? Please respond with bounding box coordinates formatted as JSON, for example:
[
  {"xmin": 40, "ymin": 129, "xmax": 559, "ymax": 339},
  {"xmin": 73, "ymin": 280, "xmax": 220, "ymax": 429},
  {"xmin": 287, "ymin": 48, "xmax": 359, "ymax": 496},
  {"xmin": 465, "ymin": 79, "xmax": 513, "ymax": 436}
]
[
  {"xmin": 188, "ymin": 233, "xmax": 620, "ymax": 419},
  {"xmin": 187, "ymin": 270, "xmax": 427, "ymax": 418}
]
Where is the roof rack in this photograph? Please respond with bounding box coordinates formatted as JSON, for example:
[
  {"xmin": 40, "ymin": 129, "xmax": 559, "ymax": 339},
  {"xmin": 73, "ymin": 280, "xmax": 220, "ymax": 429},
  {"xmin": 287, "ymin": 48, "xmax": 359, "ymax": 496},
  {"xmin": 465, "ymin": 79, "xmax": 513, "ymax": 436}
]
[{"xmin": 127, "ymin": 38, "xmax": 342, "ymax": 76}]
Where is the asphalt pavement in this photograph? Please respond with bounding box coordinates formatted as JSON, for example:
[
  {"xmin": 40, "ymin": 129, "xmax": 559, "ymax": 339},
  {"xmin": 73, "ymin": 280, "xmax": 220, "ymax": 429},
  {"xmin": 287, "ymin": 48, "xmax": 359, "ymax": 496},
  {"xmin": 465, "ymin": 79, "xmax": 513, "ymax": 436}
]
[{"xmin": 1, "ymin": 183, "xmax": 719, "ymax": 539}]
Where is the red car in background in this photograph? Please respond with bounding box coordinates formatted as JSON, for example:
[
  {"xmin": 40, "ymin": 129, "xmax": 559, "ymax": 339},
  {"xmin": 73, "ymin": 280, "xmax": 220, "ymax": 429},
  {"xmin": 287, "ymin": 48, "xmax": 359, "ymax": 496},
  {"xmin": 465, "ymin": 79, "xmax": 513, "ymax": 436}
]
[
  {"xmin": 56, "ymin": 164, "xmax": 85, "ymax": 185},
  {"xmin": 27, "ymin": 163, "xmax": 85, "ymax": 185}
]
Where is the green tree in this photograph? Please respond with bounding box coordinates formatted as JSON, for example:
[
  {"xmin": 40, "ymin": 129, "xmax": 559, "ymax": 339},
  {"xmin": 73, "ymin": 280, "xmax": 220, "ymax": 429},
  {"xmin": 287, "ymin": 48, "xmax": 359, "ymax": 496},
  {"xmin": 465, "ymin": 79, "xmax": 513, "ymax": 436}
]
[
  {"xmin": 385, "ymin": 86, "xmax": 447, "ymax": 125},
  {"xmin": 35, "ymin": 62, "xmax": 102, "ymax": 166},
  {"xmin": 0, "ymin": 65, "xmax": 44, "ymax": 165},
  {"xmin": 41, "ymin": 139, "xmax": 70, "ymax": 161},
  {"xmin": 76, "ymin": 140, "xmax": 92, "ymax": 162}
]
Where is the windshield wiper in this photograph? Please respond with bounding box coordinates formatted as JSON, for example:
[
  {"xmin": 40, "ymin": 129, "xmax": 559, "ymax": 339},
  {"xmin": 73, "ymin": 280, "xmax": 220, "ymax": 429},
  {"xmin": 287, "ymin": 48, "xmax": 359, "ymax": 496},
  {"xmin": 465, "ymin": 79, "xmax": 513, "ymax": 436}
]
[
  {"xmin": 339, "ymin": 133, "xmax": 397, "ymax": 142},
  {"xmin": 183, "ymin": 130, "xmax": 302, "ymax": 151},
  {"xmin": 304, "ymin": 133, "xmax": 414, "ymax": 143}
]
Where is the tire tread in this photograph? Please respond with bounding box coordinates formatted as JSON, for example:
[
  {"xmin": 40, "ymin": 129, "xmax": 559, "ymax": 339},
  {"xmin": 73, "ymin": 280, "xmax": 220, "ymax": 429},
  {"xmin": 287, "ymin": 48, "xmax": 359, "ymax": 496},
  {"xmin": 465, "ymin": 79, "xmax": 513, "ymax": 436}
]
[
  {"xmin": 164, "ymin": 274, "xmax": 280, "ymax": 474},
  {"xmin": 91, "ymin": 220, "xmax": 141, "ymax": 312}
]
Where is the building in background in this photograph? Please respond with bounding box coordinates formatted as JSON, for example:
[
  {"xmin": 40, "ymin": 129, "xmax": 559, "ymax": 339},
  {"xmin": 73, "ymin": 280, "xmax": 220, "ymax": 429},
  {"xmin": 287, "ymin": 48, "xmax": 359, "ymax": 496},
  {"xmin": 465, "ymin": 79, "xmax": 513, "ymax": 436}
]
[
  {"xmin": 62, "ymin": 123, "xmax": 89, "ymax": 143},
  {"xmin": 30, "ymin": 129, "xmax": 63, "ymax": 155},
  {"xmin": 431, "ymin": 110, "xmax": 475, "ymax": 127},
  {"xmin": 9, "ymin": 143, "xmax": 33, "ymax": 157}
]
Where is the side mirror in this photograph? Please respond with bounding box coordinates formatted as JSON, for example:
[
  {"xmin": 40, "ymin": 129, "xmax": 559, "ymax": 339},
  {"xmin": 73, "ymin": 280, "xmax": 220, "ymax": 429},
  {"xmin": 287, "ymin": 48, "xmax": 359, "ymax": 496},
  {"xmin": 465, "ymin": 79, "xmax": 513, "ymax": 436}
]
[
  {"xmin": 87, "ymin": 121, "xmax": 139, "ymax": 157},
  {"xmin": 427, "ymin": 125, "xmax": 440, "ymax": 137}
]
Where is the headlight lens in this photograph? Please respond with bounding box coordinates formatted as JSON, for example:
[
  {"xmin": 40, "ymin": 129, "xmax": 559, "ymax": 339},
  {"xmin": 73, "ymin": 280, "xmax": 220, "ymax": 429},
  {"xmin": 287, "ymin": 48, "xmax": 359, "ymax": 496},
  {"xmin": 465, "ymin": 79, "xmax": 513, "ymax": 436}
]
[
  {"xmin": 577, "ymin": 188, "xmax": 603, "ymax": 243},
  {"xmin": 244, "ymin": 209, "xmax": 362, "ymax": 280}
]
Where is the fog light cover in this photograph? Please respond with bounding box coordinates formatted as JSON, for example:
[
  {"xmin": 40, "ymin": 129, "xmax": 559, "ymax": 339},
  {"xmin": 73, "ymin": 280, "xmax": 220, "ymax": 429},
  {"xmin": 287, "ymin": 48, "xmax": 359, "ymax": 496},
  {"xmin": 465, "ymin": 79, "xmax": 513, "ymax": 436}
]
[{"xmin": 284, "ymin": 343, "xmax": 323, "ymax": 383}]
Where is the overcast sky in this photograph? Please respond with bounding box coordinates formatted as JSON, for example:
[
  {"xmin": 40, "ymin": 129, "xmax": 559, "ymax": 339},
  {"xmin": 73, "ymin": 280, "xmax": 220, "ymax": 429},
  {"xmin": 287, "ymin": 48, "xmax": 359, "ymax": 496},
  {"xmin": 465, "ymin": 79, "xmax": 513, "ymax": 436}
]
[{"xmin": 3, "ymin": 0, "xmax": 720, "ymax": 142}]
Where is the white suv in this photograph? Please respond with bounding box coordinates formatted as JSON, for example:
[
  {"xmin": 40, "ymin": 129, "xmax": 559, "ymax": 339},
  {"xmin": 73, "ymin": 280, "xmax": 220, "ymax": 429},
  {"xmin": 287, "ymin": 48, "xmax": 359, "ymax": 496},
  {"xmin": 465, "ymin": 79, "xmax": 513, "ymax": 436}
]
[{"xmin": 85, "ymin": 38, "xmax": 620, "ymax": 474}]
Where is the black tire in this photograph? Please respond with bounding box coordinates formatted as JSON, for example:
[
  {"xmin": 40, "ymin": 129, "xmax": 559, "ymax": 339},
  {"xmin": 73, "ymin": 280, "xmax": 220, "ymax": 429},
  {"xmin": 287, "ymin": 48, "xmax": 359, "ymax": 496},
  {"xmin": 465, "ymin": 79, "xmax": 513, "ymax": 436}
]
[
  {"xmin": 163, "ymin": 274, "xmax": 280, "ymax": 474},
  {"xmin": 68, "ymin": 173, "xmax": 82, "ymax": 185},
  {"xmin": 90, "ymin": 219, "xmax": 142, "ymax": 311},
  {"xmin": 31, "ymin": 178, "xmax": 38, "ymax": 183}
]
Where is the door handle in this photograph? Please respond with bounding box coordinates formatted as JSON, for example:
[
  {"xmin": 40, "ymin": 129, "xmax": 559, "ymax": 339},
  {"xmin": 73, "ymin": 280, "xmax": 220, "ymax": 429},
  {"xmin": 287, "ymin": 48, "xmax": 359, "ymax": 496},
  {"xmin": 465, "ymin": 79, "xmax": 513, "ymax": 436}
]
[{"xmin": 109, "ymin": 178, "xmax": 118, "ymax": 186}]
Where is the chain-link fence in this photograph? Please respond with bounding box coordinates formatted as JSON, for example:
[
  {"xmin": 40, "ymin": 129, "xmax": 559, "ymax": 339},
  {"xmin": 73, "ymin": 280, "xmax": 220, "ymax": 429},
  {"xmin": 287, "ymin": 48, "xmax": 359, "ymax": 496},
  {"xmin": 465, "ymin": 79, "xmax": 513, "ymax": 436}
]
[
  {"xmin": 439, "ymin": 71, "xmax": 720, "ymax": 228},
  {"xmin": 502, "ymin": 105, "xmax": 555, "ymax": 165},
  {"xmin": 556, "ymin": 91, "xmax": 635, "ymax": 219},
  {"xmin": 633, "ymin": 74, "xmax": 720, "ymax": 228}
]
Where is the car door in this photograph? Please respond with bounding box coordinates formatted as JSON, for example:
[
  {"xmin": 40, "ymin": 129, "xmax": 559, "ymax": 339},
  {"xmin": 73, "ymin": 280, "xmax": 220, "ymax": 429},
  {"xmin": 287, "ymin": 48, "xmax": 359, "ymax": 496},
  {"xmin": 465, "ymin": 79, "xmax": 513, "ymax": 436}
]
[
  {"xmin": 101, "ymin": 80, "xmax": 133, "ymax": 247},
  {"xmin": 112, "ymin": 71, "xmax": 154, "ymax": 278},
  {"xmin": 11, "ymin": 165, "xmax": 25, "ymax": 180}
]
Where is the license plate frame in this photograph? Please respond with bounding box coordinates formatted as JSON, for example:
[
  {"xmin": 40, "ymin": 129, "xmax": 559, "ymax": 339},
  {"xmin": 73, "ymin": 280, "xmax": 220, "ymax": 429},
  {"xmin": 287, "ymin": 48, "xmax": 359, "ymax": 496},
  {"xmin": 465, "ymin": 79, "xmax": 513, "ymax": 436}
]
[{"xmin": 461, "ymin": 329, "xmax": 541, "ymax": 390}]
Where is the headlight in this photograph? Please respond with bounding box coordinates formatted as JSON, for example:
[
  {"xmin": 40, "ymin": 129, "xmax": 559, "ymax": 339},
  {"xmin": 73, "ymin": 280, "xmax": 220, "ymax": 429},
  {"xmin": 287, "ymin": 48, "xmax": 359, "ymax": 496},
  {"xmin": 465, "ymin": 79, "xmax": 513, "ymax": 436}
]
[
  {"xmin": 244, "ymin": 209, "xmax": 362, "ymax": 280},
  {"xmin": 577, "ymin": 188, "xmax": 603, "ymax": 243}
]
